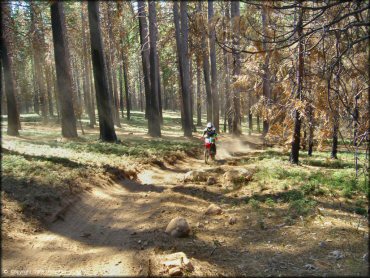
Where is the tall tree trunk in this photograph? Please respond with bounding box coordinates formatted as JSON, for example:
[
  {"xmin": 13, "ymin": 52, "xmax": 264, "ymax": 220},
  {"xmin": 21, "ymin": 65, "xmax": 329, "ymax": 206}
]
[
  {"xmin": 122, "ymin": 56, "xmax": 131, "ymax": 120},
  {"xmin": 262, "ymin": 4, "xmax": 271, "ymax": 136},
  {"xmin": 31, "ymin": 53, "xmax": 39, "ymax": 114},
  {"xmin": 248, "ymin": 92, "xmax": 253, "ymax": 135},
  {"xmin": 180, "ymin": 1, "xmax": 192, "ymax": 137},
  {"xmin": 45, "ymin": 64, "xmax": 54, "ymax": 117},
  {"xmin": 223, "ymin": 1, "xmax": 231, "ymax": 133},
  {"xmin": 81, "ymin": 3, "xmax": 94, "ymax": 127},
  {"xmin": 196, "ymin": 57, "xmax": 202, "ymax": 126},
  {"xmin": 331, "ymin": 31, "xmax": 342, "ymax": 160},
  {"xmin": 1, "ymin": 2, "xmax": 21, "ymax": 135},
  {"xmin": 290, "ymin": 0, "xmax": 303, "ymax": 164},
  {"xmin": 231, "ymin": 1, "xmax": 241, "ymax": 135},
  {"xmin": 307, "ymin": 104, "xmax": 314, "ymax": 156},
  {"xmin": 156, "ymin": 52, "xmax": 163, "ymax": 123},
  {"xmin": 118, "ymin": 63, "xmax": 124, "ymax": 118},
  {"xmin": 30, "ymin": 3, "xmax": 48, "ymax": 123},
  {"xmin": 138, "ymin": 0, "xmax": 151, "ymax": 120},
  {"xmin": 89, "ymin": 59, "xmax": 96, "ymax": 125},
  {"xmin": 138, "ymin": 66, "xmax": 144, "ymax": 112},
  {"xmin": 52, "ymin": 66, "xmax": 60, "ymax": 120},
  {"xmin": 208, "ymin": 0, "xmax": 219, "ymax": 131},
  {"xmin": 148, "ymin": 1, "xmax": 161, "ymax": 137},
  {"xmin": 87, "ymin": 1, "xmax": 117, "ymax": 142},
  {"xmin": 106, "ymin": 3, "xmax": 121, "ymax": 128},
  {"xmin": 50, "ymin": 2, "xmax": 78, "ymax": 138},
  {"xmin": 198, "ymin": 2, "xmax": 212, "ymax": 123},
  {"xmin": 173, "ymin": 1, "xmax": 185, "ymax": 130}
]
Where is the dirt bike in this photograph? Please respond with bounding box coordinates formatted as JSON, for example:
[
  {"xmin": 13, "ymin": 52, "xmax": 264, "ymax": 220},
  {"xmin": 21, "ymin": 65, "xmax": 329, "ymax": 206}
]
[{"xmin": 204, "ymin": 136, "xmax": 216, "ymax": 164}]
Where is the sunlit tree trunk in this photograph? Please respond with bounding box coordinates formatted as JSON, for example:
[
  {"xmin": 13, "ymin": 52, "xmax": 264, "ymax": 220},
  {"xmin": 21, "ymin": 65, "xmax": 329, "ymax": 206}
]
[
  {"xmin": 87, "ymin": 1, "xmax": 117, "ymax": 142},
  {"xmin": 81, "ymin": 3, "xmax": 94, "ymax": 127},
  {"xmin": 138, "ymin": 0, "xmax": 151, "ymax": 120},
  {"xmin": 50, "ymin": 2, "xmax": 78, "ymax": 138}
]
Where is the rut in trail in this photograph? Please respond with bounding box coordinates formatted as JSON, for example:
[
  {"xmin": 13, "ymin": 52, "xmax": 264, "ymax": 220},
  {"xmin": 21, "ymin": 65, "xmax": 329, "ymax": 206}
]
[{"xmin": 2, "ymin": 135, "xmax": 262, "ymax": 276}]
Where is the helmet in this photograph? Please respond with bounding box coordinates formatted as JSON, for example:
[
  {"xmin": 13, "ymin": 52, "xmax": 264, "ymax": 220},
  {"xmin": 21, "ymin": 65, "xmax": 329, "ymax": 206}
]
[{"xmin": 207, "ymin": 122, "xmax": 213, "ymax": 130}]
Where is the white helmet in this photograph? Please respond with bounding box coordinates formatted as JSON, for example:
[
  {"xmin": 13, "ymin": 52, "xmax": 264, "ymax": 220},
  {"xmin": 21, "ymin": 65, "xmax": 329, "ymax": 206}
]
[{"xmin": 207, "ymin": 122, "xmax": 213, "ymax": 128}]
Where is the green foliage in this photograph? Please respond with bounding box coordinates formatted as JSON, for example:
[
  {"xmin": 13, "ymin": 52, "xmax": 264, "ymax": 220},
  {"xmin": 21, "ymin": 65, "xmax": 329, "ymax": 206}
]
[
  {"xmin": 289, "ymin": 199, "xmax": 317, "ymax": 217},
  {"xmin": 249, "ymin": 198, "xmax": 261, "ymax": 210},
  {"xmin": 265, "ymin": 197, "xmax": 275, "ymax": 207}
]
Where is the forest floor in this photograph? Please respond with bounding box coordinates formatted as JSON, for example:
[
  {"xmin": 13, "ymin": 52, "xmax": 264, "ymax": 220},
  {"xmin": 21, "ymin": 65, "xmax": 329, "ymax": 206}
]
[{"xmin": 1, "ymin": 111, "xmax": 369, "ymax": 276}]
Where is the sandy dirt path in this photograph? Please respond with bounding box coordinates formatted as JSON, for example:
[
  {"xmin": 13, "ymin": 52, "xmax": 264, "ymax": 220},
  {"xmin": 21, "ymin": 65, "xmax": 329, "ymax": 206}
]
[{"xmin": 3, "ymin": 135, "xmax": 261, "ymax": 276}]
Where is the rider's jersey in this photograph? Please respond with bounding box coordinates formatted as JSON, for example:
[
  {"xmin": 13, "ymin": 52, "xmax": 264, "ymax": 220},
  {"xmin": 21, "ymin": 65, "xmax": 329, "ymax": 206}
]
[{"xmin": 203, "ymin": 127, "xmax": 217, "ymax": 138}]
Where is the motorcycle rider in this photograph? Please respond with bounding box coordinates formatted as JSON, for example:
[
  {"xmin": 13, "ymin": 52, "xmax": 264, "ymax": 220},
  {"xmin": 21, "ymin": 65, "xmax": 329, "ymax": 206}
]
[{"xmin": 203, "ymin": 122, "xmax": 217, "ymax": 155}]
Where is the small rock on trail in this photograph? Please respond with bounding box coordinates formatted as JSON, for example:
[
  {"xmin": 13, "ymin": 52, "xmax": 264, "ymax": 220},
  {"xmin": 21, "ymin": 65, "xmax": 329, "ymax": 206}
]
[
  {"xmin": 165, "ymin": 217, "xmax": 190, "ymax": 238},
  {"xmin": 183, "ymin": 170, "xmax": 208, "ymax": 182},
  {"xmin": 228, "ymin": 217, "xmax": 237, "ymax": 225},
  {"xmin": 205, "ymin": 204, "xmax": 222, "ymax": 215}
]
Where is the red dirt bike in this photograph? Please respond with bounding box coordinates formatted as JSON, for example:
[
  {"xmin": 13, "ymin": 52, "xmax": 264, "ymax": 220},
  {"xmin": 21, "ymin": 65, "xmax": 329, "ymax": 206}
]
[{"xmin": 203, "ymin": 136, "xmax": 217, "ymax": 164}]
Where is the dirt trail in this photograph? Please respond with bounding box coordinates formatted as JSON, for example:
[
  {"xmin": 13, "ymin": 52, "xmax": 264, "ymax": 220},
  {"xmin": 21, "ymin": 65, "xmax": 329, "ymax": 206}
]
[
  {"xmin": 2, "ymin": 135, "xmax": 260, "ymax": 276},
  {"xmin": 2, "ymin": 134, "xmax": 368, "ymax": 276}
]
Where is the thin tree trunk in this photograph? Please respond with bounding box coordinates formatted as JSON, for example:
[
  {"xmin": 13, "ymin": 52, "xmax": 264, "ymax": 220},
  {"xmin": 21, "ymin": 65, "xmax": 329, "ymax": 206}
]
[
  {"xmin": 50, "ymin": 2, "xmax": 78, "ymax": 138},
  {"xmin": 223, "ymin": 1, "xmax": 230, "ymax": 133},
  {"xmin": 196, "ymin": 57, "xmax": 202, "ymax": 126},
  {"xmin": 118, "ymin": 63, "xmax": 124, "ymax": 118},
  {"xmin": 307, "ymin": 104, "xmax": 314, "ymax": 156},
  {"xmin": 208, "ymin": 0, "xmax": 219, "ymax": 131},
  {"xmin": 87, "ymin": 1, "xmax": 117, "ymax": 142},
  {"xmin": 45, "ymin": 64, "xmax": 54, "ymax": 117},
  {"xmin": 123, "ymin": 56, "xmax": 130, "ymax": 120},
  {"xmin": 231, "ymin": 1, "xmax": 241, "ymax": 135},
  {"xmin": 156, "ymin": 52, "xmax": 163, "ymax": 123},
  {"xmin": 290, "ymin": 0, "xmax": 303, "ymax": 164},
  {"xmin": 31, "ymin": 3, "xmax": 48, "ymax": 123},
  {"xmin": 31, "ymin": 53, "xmax": 39, "ymax": 114},
  {"xmin": 81, "ymin": 3, "xmax": 94, "ymax": 127},
  {"xmin": 138, "ymin": 0, "xmax": 151, "ymax": 120},
  {"xmin": 262, "ymin": 4, "xmax": 271, "ymax": 136},
  {"xmin": 198, "ymin": 2, "xmax": 212, "ymax": 123}
]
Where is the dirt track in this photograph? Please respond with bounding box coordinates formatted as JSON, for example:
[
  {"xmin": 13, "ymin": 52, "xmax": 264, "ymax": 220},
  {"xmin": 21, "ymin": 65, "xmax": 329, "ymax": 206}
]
[{"xmin": 2, "ymin": 135, "xmax": 368, "ymax": 276}]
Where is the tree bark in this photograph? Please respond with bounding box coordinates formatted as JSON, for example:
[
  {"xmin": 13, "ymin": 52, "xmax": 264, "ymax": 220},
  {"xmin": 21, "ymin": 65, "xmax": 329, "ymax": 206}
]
[
  {"xmin": 0, "ymin": 2, "xmax": 20, "ymax": 135},
  {"xmin": 196, "ymin": 57, "xmax": 202, "ymax": 126},
  {"xmin": 231, "ymin": 1, "xmax": 241, "ymax": 135},
  {"xmin": 148, "ymin": 1, "xmax": 161, "ymax": 137},
  {"xmin": 198, "ymin": 2, "xmax": 213, "ymax": 123},
  {"xmin": 261, "ymin": 4, "xmax": 271, "ymax": 136},
  {"xmin": 87, "ymin": 1, "xmax": 117, "ymax": 142},
  {"xmin": 223, "ymin": 1, "xmax": 231, "ymax": 133},
  {"xmin": 138, "ymin": 0, "xmax": 151, "ymax": 120},
  {"xmin": 30, "ymin": 2, "xmax": 48, "ymax": 123},
  {"xmin": 208, "ymin": 0, "xmax": 219, "ymax": 131},
  {"xmin": 106, "ymin": 2, "xmax": 121, "ymax": 127},
  {"xmin": 81, "ymin": 3, "xmax": 95, "ymax": 127},
  {"xmin": 50, "ymin": 2, "xmax": 78, "ymax": 138},
  {"xmin": 122, "ymin": 55, "xmax": 131, "ymax": 120},
  {"xmin": 290, "ymin": 0, "xmax": 303, "ymax": 164}
]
